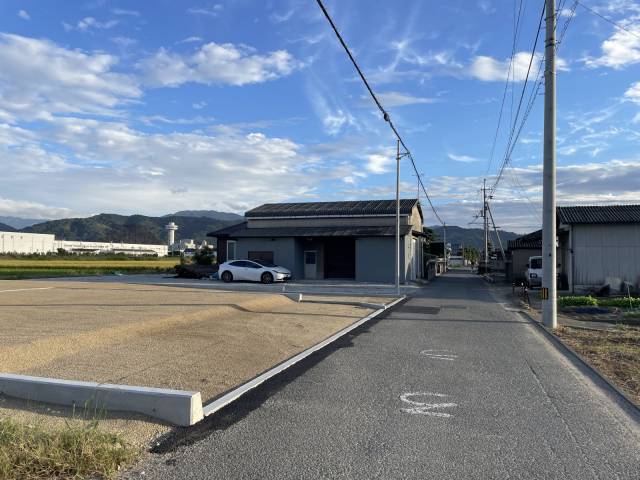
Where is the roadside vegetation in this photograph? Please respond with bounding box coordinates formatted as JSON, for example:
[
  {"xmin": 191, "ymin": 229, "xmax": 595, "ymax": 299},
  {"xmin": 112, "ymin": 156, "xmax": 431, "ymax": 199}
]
[
  {"xmin": 0, "ymin": 418, "xmax": 138, "ymax": 479},
  {"xmin": 0, "ymin": 254, "xmax": 177, "ymax": 279},
  {"xmin": 558, "ymin": 295, "xmax": 640, "ymax": 309},
  {"xmin": 555, "ymin": 325, "xmax": 640, "ymax": 405}
]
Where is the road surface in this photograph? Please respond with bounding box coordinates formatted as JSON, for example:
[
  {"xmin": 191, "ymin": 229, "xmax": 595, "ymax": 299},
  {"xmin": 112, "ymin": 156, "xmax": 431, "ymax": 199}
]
[{"xmin": 126, "ymin": 271, "xmax": 640, "ymax": 479}]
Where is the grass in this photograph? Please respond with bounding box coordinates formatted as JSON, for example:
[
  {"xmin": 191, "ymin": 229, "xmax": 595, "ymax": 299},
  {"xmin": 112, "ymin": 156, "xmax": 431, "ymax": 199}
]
[
  {"xmin": 0, "ymin": 418, "xmax": 138, "ymax": 479},
  {"xmin": 555, "ymin": 325, "xmax": 640, "ymax": 405},
  {"xmin": 558, "ymin": 295, "xmax": 640, "ymax": 309},
  {"xmin": 0, "ymin": 257, "xmax": 177, "ymax": 279}
]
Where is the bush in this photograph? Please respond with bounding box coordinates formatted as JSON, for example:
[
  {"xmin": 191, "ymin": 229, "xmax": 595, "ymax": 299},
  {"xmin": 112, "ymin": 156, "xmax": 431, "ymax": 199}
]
[
  {"xmin": 558, "ymin": 296, "xmax": 598, "ymax": 307},
  {"xmin": 598, "ymin": 297, "xmax": 640, "ymax": 308}
]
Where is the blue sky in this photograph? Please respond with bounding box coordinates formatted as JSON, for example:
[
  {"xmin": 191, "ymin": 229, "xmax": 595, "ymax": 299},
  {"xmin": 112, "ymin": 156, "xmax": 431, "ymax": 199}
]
[{"xmin": 0, "ymin": 0, "xmax": 639, "ymax": 232}]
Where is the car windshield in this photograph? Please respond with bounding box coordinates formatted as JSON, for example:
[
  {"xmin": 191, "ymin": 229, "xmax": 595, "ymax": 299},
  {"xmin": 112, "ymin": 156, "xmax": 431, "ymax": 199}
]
[{"xmin": 531, "ymin": 259, "xmax": 542, "ymax": 269}]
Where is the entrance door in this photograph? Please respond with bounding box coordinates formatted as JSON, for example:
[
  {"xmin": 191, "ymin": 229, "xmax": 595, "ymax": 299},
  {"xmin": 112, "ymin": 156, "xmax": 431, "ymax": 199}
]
[
  {"xmin": 324, "ymin": 237, "xmax": 356, "ymax": 279},
  {"xmin": 304, "ymin": 250, "xmax": 317, "ymax": 279}
]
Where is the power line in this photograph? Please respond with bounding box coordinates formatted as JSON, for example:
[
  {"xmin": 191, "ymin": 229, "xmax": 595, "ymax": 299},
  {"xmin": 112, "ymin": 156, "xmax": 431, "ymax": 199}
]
[
  {"xmin": 315, "ymin": 0, "xmax": 445, "ymax": 226},
  {"xmin": 576, "ymin": 0, "xmax": 640, "ymax": 40}
]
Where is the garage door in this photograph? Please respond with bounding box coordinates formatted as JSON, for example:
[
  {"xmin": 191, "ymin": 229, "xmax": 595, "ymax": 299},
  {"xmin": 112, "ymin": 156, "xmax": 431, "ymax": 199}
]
[
  {"xmin": 248, "ymin": 251, "xmax": 274, "ymax": 264},
  {"xmin": 324, "ymin": 237, "xmax": 355, "ymax": 279}
]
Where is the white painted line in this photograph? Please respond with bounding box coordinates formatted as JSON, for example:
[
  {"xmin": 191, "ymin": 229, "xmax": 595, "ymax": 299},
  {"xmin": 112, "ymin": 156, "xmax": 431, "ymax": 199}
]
[
  {"xmin": 0, "ymin": 287, "xmax": 54, "ymax": 293},
  {"xmin": 202, "ymin": 295, "xmax": 406, "ymax": 417},
  {"xmin": 400, "ymin": 392, "xmax": 457, "ymax": 417},
  {"xmin": 0, "ymin": 373, "xmax": 203, "ymax": 426},
  {"xmin": 420, "ymin": 350, "xmax": 458, "ymax": 361}
]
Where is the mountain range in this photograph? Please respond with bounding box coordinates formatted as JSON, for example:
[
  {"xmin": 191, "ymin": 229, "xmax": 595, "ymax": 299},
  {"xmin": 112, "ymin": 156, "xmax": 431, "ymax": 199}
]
[{"xmin": 1, "ymin": 210, "xmax": 524, "ymax": 249}]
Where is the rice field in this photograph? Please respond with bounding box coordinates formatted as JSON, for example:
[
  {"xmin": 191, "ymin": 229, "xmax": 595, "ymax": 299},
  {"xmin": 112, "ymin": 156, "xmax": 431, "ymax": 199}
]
[{"xmin": 0, "ymin": 257, "xmax": 178, "ymax": 279}]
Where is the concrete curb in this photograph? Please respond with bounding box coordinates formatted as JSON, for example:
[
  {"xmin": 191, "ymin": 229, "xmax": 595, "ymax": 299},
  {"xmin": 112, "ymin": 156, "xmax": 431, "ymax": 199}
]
[
  {"xmin": 202, "ymin": 295, "xmax": 406, "ymax": 417},
  {"xmin": 517, "ymin": 310, "xmax": 640, "ymax": 420},
  {"xmin": 0, "ymin": 373, "xmax": 204, "ymax": 426}
]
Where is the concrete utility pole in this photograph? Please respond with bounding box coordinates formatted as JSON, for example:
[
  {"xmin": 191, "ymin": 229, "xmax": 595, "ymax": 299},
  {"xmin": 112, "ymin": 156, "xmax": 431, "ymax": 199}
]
[
  {"xmin": 487, "ymin": 204, "xmax": 506, "ymax": 268},
  {"xmin": 483, "ymin": 179, "xmax": 489, "ymax": 268},
  {"xmin": 443, "ymin": 222, "xmax": 447, "ymax": 270},
  {"xmin": 542, "ymin": 0, "xmax": 558, "ymax": 328},
  {"xmin": 395, "ymin": 139, "xmax": 401, "ymax": 296}
]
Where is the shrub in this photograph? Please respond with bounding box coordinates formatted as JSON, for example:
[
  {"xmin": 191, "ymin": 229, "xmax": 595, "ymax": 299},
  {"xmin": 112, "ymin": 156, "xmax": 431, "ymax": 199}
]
[
  {"xmin": 598, "ymin": 297, "xmax": 640, "ymax": 309},
  {"xmin": 558, "ymin": 296, "xmax": 598, "ymax": 307}
]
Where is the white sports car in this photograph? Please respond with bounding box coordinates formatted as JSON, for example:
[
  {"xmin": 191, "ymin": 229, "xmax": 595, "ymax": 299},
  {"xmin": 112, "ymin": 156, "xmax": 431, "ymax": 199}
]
[{"xmin": 219, "ymin": 260, "xmax": 292, "ymax": 284}]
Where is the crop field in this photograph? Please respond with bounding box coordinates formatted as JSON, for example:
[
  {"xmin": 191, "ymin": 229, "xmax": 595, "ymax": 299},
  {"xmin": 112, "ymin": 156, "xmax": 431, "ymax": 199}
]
[{"xmin": 0, "ymin": 257, "xmax": 177, "ymax": 279}]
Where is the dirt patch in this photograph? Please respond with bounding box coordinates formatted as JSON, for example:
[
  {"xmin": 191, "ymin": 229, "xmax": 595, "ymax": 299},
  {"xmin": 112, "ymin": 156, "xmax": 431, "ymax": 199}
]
[
  {"xmin": 555, "ymin": 326, "xmax": 640, "ymax": 405},
  {"xmin": 0, "ymin": 279, "xmax": 394, "ymax": 446}
]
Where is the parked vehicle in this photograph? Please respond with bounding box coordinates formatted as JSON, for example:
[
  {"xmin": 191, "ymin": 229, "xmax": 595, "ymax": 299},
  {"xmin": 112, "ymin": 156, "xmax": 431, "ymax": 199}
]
[
  {"xmin": 219, "ymin": 260, "xmax": 291, "ymax": 284},
  {"xmin": 525, "ymin": 256, "xmax": 543, "ymax": 287}
]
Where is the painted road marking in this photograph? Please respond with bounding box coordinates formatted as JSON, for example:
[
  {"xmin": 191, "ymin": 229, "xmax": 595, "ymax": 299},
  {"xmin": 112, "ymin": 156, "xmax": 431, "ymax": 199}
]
[
  {"xmin": 420, "ymin": 349, "xmax": 457, "ymax": 361},
  {"xmin": 400, "ymin": 392, "xmax": 457, "ymax": 417},
  {"xmin": 0, "ymin": 287, "xmax": 54, "ymax": 293}
]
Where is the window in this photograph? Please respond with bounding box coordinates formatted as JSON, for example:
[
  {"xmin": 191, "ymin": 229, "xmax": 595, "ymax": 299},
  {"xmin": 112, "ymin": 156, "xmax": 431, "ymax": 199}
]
[
  {"xmin": 227, "ymin": 240, "xmax": 237, "ymax": 261},
  {"xmin": 245, "ymin": 261, "xmax": 261, "ymax": 269},
  {"xmin": 305, "ymin": 251, "xmax": 316, "ymax": 264},
  {"xmin": 229, "ymin": 261, "xmax": 244, "ymax": 267}
]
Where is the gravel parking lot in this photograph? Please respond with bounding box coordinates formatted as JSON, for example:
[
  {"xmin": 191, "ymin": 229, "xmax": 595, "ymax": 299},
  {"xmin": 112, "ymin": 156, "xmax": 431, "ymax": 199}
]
[{"xmin": 0, "ymin": 278, "xmax": 394, "ymax": 445}]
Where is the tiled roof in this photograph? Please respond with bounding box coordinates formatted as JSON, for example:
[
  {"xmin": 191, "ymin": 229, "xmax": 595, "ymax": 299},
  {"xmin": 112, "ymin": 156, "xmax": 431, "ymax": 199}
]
[
  {"xmin": 507, "ymin": 229, "xmax": 542, "ymax": 250},
  {"xmin": 244, "ymin": 199, "xmax": 420, "ymax": 218},
  {"xmin": 208, "ymin": 222, "xmax": 412, "ymax": 238},
  {"xmin": 557, "ymin": 205, "xmax": 640, "ymax": 224}
]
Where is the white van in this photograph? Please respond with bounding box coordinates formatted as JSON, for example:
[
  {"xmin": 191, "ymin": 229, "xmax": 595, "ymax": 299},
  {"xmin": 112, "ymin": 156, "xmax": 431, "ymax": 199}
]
[{"xmin": 526, "ymin": 256, "xmax": 543, "ymax": 287}]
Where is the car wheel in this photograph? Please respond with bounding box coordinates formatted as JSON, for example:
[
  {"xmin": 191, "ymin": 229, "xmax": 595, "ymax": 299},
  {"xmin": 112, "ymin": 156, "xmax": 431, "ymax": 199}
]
[
  {"xmin": 221, "ymin": 271, "xmax": 233, "ymax": 283},
  {"xmin": 261, "ymin": 272, "xmax": 274, "ymax": 284}
]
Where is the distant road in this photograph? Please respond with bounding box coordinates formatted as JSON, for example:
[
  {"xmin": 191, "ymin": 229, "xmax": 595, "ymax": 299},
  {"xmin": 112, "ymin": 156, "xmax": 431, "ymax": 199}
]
[{"xmin": 126, "ymin": 271, "xmax": 640, "ymax": 479}]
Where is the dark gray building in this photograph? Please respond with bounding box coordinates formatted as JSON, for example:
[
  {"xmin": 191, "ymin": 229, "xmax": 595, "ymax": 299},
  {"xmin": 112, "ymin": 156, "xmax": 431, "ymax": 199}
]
[{"xmin": 209, "ymin": 199, "xmax": 427, "ymax": 283}]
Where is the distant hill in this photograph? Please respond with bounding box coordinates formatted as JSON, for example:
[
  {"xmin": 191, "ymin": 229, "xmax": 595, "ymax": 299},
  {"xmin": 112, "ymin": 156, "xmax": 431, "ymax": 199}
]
[
  {"xmin": 0, "ymin": 215, "xmax": 48, "ymax": 229},
  {"xmin": 0, "ymin": 222, "xmax": 16, "ymax": 232},
  {"xmin": 165, "ymin": 210, "xmax": 243, "ymax": 222},
  {"xmin": 23, "ymin": 213, "xmax": 240, "ymax": 244},
  {"xmin": 429, "ymin": 225, "xmax": 521, "ymax": 251}
]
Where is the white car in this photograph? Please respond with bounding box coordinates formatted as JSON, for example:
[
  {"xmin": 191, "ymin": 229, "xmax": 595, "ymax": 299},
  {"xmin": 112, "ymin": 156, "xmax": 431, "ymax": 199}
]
[
  {"xmin": 219, "ymin": 260, "xmax": 291, "ymax": 284},
  {"xmin": 526, "ymin": 255, "xmax": 543, "ymax": 287}
]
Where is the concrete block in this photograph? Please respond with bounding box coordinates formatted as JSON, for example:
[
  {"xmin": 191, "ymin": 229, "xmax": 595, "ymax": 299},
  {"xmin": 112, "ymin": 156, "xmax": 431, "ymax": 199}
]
[{"xmin": 0, "ymin": 373, "xmax": 204, "ymax": 426}]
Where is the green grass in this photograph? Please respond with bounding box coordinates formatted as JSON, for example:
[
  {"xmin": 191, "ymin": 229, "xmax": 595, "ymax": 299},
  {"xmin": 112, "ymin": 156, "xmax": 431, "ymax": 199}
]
[
  {"xmin": 0, "ymin": 257, "xmax": 177, "ymax": 279},
  {"xmin": 558, "ymin": 295, "xmax": 640, "ymax": 309},
  {"xmin": 0, "ymin": 418, "xmax": 138, "ymax": 479}
]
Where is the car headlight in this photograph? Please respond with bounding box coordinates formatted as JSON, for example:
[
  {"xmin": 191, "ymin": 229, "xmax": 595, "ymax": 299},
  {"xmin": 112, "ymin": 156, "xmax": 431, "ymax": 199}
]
[{"xmin": 530, "ymin": 273, "xmax": 537, "ymax": 278}]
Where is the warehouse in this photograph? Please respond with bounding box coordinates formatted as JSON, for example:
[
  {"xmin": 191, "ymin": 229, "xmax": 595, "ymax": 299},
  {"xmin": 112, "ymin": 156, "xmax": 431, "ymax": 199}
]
[
  {"xmin": 0, "ymin": 232, "xmax": 55, "ymax": 254},
  {"xmin": 209, "ymin": 199, "xmax": 427, "ymax": 283}
]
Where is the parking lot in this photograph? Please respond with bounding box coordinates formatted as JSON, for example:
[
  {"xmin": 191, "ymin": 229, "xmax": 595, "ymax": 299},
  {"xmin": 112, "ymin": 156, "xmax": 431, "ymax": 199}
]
[{"xmin": 0, "ymin": 277, "xmax": 396, "ymax": 444}]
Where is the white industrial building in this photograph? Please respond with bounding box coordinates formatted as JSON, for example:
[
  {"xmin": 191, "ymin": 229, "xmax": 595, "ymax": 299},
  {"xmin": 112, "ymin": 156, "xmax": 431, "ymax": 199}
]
[{"xmin": 0, "ymin": 231, "xmax": 167, "ymax": 256}]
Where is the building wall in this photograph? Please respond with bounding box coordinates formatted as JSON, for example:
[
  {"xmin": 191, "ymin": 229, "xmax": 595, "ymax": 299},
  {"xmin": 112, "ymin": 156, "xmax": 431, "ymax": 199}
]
[
  {"xmin": 55, "ymin": 240, "xmax": 167, "ymax": 256},
  {"xmin": 510, "ymin": 248, "xmax": 542, "ymax": 283},
  {"xmin": 0, "ymin": 232, "xmax": 55, "ymax": 254},
  {"xmin": 234, "ymin": 237, "xmax": 301, "ymax": 278},
  {"xmin": 355, "ymin": 236, "xmax": 406, "ymax": 283},
  {"xmin": 572, "ymin": 223, "xmax": 640, "ymax": 288}
]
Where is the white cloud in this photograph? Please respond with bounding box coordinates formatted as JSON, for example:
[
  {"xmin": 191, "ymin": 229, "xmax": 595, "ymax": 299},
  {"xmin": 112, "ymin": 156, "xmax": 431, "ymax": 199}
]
[
  {"xmin": 375, "ymin": 91, "xmax": 438, "ymax": 107},
  {"xmin": 187, "ymin": 5, "xmax": 223, "ymax": 17},
  {"xmin": 76, "ymin": 17, "xmax": 119, "ymax": 32},
  {"xmin": 469, "ymin": 52, "xmax": 540, "ymax": 82},
  {"xmin": 477, "ymin": 1, "xmax": 494, "ymax": 14},
  {"xmin": 0, "ymin": 197, "xmax": 77, "ymax": 220},
  {"xmin": 112, "ymin": 8, "xmax": 140, "ymax": 16},
  {"xmin": 625, "ymin": 81, "xmax": 640, "ymax": 102},
  {"xmin": 17, "ymin": 10, "xmax": 30, "ymax": 20},
  {"xmin": 447, "ymin": 153, "xmax": 480, "ymax": 163},
  {"xmin": 110, "ymin": 36, "xmax": 137, "ymax": 47},
  {"xmin": 177, "ymin": 36, "xmax": 203, "ymax": 44},
  {"xmin": 138, "ymin": 42, "xmax": 297, "ymax": 87},
  {"xmin": 0, "ymin": 34, "xmax": 141, "ymax": 121},
  {"xmin": 365, "ymin": 153, "xmax": 393, "ymax": 174},
  {"xmin": 585, "ymin": 19, "xmax": 640, "ymax": 69}
]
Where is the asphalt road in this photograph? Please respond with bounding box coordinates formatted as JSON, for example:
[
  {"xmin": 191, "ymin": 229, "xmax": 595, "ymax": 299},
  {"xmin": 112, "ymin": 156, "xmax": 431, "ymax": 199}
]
[{"xmin": 126, "ymin": 271, "xmax": 640, "ymax": 479}]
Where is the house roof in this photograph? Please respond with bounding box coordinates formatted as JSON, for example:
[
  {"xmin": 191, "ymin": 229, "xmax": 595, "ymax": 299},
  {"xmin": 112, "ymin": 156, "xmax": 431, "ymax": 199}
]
[
  {"xmin": 244, "ymin": 199, "xmax": 421, "ymax": 219},
  {"xmin": 557, "ymin": 205, "xmax": 640, "ymax": 224},
  {"xmin": 208, "ymin": 222, "xmax": 413, "ymax": 238},
  {"xmin": 507, "ymin": 229, "xmax": 542, "ymax": 250}
]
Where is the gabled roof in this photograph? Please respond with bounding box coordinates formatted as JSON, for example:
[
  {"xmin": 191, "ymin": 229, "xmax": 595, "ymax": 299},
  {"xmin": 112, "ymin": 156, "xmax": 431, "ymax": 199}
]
[
  {"xmin": 245, "ymin": 199, "xmax": 421, "ymax": 219},
  {"xmin": 508, "ymin": 229, "xmax": 542, "ymax": 250},
  {"xmin": 557, "ymin": 205, "xmax": 640, "ymax": 224},
  {"xmin": 208, "ymin": 222, "xmax": 413, "ymax": 238}
]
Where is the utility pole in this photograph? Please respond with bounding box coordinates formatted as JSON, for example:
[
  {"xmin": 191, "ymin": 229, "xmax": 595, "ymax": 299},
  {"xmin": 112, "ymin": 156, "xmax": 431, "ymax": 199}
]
[
  {"xmin": 542, "ymin": 0, "xmax": 557, "ymax": 328},
  {"xmin": 443, "ymin": 222, "xmax": 447, "ymax": 270},
  {"xmin": 395, "ymin": 139, "xmax": 401, "ymax": 296},
  {"xmin": 483, "ymin": 179, "xmax": 489, "ymax": 269},
  {"xmin": 487, "ymin": 203, "xmax": 506, "ymax": 268}
]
